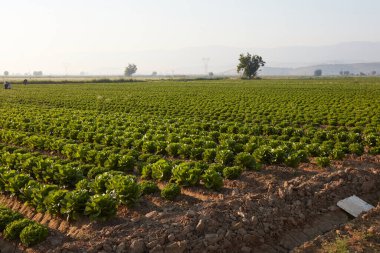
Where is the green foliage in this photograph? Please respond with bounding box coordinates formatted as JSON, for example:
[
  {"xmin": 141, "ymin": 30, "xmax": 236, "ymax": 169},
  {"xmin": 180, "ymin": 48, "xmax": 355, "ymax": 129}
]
[
  {"xmin": 284, "ymin": 153, "xmax": 301, "ymax": 168},
  {"xmin": 348, "ymin": 143, "xmax": 364, "ymax": 156},
  {"xmin": 75, "ymin": 178, "xmax": 93, "ymax": 191},
  {"xmin": 93, "ymin": 171, "xmax": 123, "ymax": 194},
  {"xmin": 161, "ymin": 183, "xmax": 181, "ymax": 200},
  {"xmin": 208, "ymin": 163, "xmax": 225, "ymax": 174},
  {"xmin": 118, "ymin": 155, "xmax": 136, "ymax": 172},
  {"xmin": 0, "ymin": 78, "xmax": 379, "ymax": 220},
  {"xmin": 201, "ymin": 169, "xmax": 223, "ymax": 190},
  {"xmin": 165, "ymin": 143, "xmax": 181, "ymax": 157},
  {"xmin": 151, "ymin": 159, "xmax": 172, "ymax": 181},
  {"xmin": 87, "ymin": 167, "xmax": 109, "ymax": 179},
  {"xmin": 222, "ymin": 166, "xmax": 243, "ymax": 179},
  {"xmin": 4, "ymin": 218, "xmax": 34, "ymax": 240},
  {"xmin": 124, "ymin": 64, "xmax": 137, "ymax": 77},
  {"xmin": 61, "ymin": 189, "xmax": 90, "ymax": 220},
  {"xmin": 253, "ymin": 145, "xmax": 273, "ymax": 164},
  {"xmin": 316, "ymin": 157, "xmax": 331, "ymax": 167},
  {"xmin": 139, "ymin": 181, "xmax": 160, "ymax": 195},
  {"xmin": 141, "ymin": 164, "xmax": 153, "ymax": 179},
  {"xmin": 106, "ymin": 175, "xmax": 140, "ymax": 206},
  {"xmin": 19, "ymin": 223, "xmax": 49, "ymax": 247},
  {"xmin": 44, "ymin": 189, "xmax": 68, "ymax": 215},
  {"xmin": 216, "ymin": 150, "xmax": 234, "ymax": 166},
  {"xmin": 172, "ymin": 162, "xmax": 202, "ymax": 186},
  {"xmin": 84, "ymin": 194, "xmax": 117, "ymax": 221},
  {"xmin": 203, "ymin": 149, "xmax": 217, "ymax": 163},
  {"xmin": 237, "ymin": 53, "xmax": 265, "ymax": 79},
  {"xmin": 31, "ymin": 184, "xmax": 59, "ymax": 212},
  {"xmin": 0, "ymin": 209, "xmax": 23, "ymax": 231},
  {"xmin": 234, "ymin": 152, "xmax": 258, "ymax": 170},
  {"xmin": 5, "ymin": 173, "xmax": 31, "ymax": 195}
]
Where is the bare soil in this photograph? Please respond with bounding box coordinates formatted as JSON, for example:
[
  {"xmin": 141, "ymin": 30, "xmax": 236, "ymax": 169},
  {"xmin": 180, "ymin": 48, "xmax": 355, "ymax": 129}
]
[{"xmin": 1, "ymin": 155, "xmax": 379, "ymax": 253}]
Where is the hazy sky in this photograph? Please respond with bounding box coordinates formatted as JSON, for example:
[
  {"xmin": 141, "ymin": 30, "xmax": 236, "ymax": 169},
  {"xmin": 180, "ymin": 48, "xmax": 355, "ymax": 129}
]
[{"xmin": 1, "ymin": 0, "xmax": 379, "ymax": 75}]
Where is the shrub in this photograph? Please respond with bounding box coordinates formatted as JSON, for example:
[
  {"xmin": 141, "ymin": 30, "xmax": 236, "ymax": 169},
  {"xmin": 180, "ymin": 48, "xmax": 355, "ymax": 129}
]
[
  {"xmin": 61, "ymin": 189, "xmax": 90, "ymax": 220},
  {"xmin": 172, "ymin": 162, "xmax": 202, "ymax": 186},
  {"xmin": 0, "ymin": 209, "xmax": 23, "ymax": 231},
  {"xmin": 203, "ymin": 149, "xmax": 216, "ymax": 163},
  {"xmin": 222, "ymin": 166, "xmax": 243, "ymax": 179},
  {"xmin": 348, "ymin": 143, "xmax": 364, "ymax": 156},
  {"xmin": 19, "ymin": 223, "xmax": 48, "ymax": 247},
  {"xmin": 84, "ymin": 194, "xmax": 117, "ymax": 221},
  {"xmin": 146, "ymin": 155, "xmax": 162, "ymax": 164},
  {"xmin": 56, "ymin": 165, "xmax": 84, "ymax": 187},
  {"xmin": 179, "ymin": 144, "xmax": 192, "ymax": 159},
  {"xmin": 331, "ymin": 148, "xmax": 345, "ymax": 160},
  {"xmin": 151, "ymin": 159, "xmax": 172, "ymax": 181},
  {"xmin": 104, "ymin": 154, "xmax": 120, "ymax": 170},
  {"xmin": 4, "ymin": 218, "xmax": 34, "ymax": 240},
  {"xmin": 284, "ymin": 153, "xmax": 301, "ymax": 168},
  {"xmin": 166, "ymin": 143, "xmax": 181, "ymax": 157},
  {"xmin": 243, "ymin": 142, "xmax": 259, "ymax": 154},
  {"xmin": 253, "ymin": 145, "xmax": 273, "ymax": 164},
  {"xmin": 139, "ymin": 181, "xmax": 160, "ymax": 195},
  {"xmin": 161, "ymin": 183, "xmax": 181, "ymax": 201},
  {"xmin": 44, "ymin": 189, "xmax": 68, "ymax": 215},
  {"xmin": 75, "ymin": 179, "xmax": 93, "ymax": 191},
  {"xmin": 296, "ymin": 150, "xmax": 309, "ymax": 163},
  {"xmin": 93, "ymin": 171, "xmax": 123, "ymax": 194},
  {"xmin": 142, "ymin": 141, "xmax": 157, "ymax": 154},
  {"xmin": 215, "ymin": 149, "xmax": 234, "ymax": 166},
  {"xmin": 234, "ymin": 152, "xmax": 258, "ymax": 170},
  {"xmin": 87, "ymin": 167, "xmax": 109, "ymax": 179},
  {"xmin": 190, "ymin": 147, "xmax": 205, "ymax": 160},
  {"xmin": 271, "ymin": 147, "xmax": 287, "ymax": 164},
  {"xmin": 20, "ymin": 180, "xmax": 40, "ymax": 202},
  {"xmin": 5, "ymin": 173, "xmax": 31, "ymax": 195},
  {"xmin": 316, "ymin": 157, "xmax": 330, "ymax": 167},
  {"xmin": 106, "ymin": 175, "xmax": 140, "ymax": 206},
  {"xmin": 31, "ymin": 184, "xmax": 59, "ymax": 212},
  {"xmin": 201, "ymin": 169, "xmax": 223, "ymax": 190},
  {"xmin": 141, "ymin": 164, "xmax": 153, "ymax": 179},
  {"xmin": 118, "ymin": 155, "xmax": 136, "ymax": 172},
  {"xmin": 369, "ymin": 146, "xmax": 380, "ymax": 155}
]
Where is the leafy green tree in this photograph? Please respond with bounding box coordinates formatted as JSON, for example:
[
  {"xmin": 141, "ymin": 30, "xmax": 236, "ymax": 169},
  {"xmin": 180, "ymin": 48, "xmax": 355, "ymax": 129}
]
[
  {"xmin": 124, "ymin": 64, "xmax": 137, "ymax": 77},
  {"xmin": 237, "ymin": 53, "xmax": 265, "ymax": 79}
]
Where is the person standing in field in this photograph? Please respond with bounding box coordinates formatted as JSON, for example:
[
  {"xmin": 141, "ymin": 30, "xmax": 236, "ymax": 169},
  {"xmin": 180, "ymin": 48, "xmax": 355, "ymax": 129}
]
[
  {"xmin": 3, "ymin": 81, "xmax": 11, "ymax": 89},
  {"xmin": 23, "ymin": 79, "xmax": 28, "ymax": 85}
]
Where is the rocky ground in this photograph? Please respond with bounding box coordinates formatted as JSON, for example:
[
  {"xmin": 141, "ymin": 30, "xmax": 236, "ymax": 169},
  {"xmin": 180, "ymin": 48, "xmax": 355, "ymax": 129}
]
[
  {"xmin": 1, "ymin": 154, "xmax": 379, "ymax": 253},
  {"xmin": 293, "ymin": 203, "xmax": 380, "ymax": 253}
]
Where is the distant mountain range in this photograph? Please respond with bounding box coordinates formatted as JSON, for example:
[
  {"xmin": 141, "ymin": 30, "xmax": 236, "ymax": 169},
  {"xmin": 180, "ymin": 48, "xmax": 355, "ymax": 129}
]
[
  {"xmin": 261, "ymin": 62, "xmax": 380, "ymax": 76},
  {"xmin": 50, "ymin": 41, "xmax": 380, "ymax": 75}
]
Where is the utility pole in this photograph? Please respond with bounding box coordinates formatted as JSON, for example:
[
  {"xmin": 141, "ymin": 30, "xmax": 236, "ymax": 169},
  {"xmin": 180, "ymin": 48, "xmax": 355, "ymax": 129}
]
[{"xmin": 202, "ymin": 58, "xmax": 210, "ymax": 75}]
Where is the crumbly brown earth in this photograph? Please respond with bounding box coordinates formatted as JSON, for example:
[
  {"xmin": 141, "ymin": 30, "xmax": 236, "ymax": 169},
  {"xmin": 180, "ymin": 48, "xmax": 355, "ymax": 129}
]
[
  {"xmin": 293, "ymin": 204, "xmax": 380, "ymax": 253},
  {"xmin": 1, "ymin": 154, "xmax": 379, "ymax": 253}
]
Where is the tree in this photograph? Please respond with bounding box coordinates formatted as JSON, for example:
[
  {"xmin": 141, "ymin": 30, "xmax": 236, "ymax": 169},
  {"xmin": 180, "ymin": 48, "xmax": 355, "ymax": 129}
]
[
  {"xmin": 33, "ymin": 71, "xmax": 43, "ymax": 76},
  {"xmin": 237, "ymin": 53, "xmax": 265, "ymax": 79},
  {"xmin": 151, "ymin": 71, "xmax": 157, "ymax": 76},
  {"xmin": 314, "ymin": 69, "xmax": 322, "ymax": 76},
  {"xmin": 3, "ymin": 71, "xmax": 9, "ymax": 76},
  {"xmin": 124, "ymin": 64, "xmax": 137, "ymax": 77}
]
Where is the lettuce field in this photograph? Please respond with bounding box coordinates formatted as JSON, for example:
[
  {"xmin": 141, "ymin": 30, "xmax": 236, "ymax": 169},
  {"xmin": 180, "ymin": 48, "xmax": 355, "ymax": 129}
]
[{"xmin": 0, "ymin": 78, "xmax": 379, "ymax": 251}]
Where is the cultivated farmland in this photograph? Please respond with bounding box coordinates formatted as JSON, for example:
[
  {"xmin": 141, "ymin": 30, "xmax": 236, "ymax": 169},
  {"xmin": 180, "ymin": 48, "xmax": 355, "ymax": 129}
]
[{"xmin": 0, "ymin": 78, "xmax": 379, "ymax": 252}]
